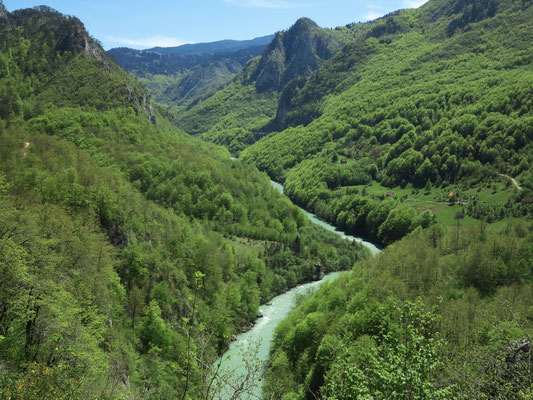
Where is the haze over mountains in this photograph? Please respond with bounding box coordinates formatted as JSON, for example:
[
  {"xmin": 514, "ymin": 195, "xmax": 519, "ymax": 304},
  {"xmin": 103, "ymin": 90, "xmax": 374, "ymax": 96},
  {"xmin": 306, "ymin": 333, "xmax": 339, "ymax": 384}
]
[
  {"xmin": 108, "ymin": 35, "xmax": 274, "ymax": 108},
  {"xmin": 0, "ymin": 0, "xmax": 532, "ymax": 399}
]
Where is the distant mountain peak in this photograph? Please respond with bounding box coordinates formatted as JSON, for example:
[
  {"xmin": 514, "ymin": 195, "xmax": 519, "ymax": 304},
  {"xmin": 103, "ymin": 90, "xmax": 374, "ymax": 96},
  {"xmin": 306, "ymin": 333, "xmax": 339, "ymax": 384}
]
[
  {"xmin": 292, "ymin": 17, "xmax": 319, "ymax": 30},
  {"xmin": 108, "ymin": 35, "xmax": 275, "ymax": 106},
  {"xmin": 251, "ymin": 17, "xmax": 339, "ymax": 92},
  {"xmin": 144, "ymin": 35, "xmax": 275, "ymax": 56},
  {"xmin": 0, "ymin": 0, "xmax": 8, "ymax": 18}
]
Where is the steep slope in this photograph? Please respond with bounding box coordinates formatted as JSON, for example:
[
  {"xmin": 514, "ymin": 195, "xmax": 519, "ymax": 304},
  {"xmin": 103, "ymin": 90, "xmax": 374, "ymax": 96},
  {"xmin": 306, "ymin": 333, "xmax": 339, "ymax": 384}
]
[
  {"xmin": 108, "ymin": 36, "xmax": 272, "ymax": 107},
  {"xmin": 0, "ymin": 5, "xmax": 367, "ymax": 399},
  {"xmin": 264, "ymin": 225, "xmax": 533, "ymax": 399},
  {"xmin": 238, "ymin": 0, "xmax": 533, "ymax": 245},
  {"xmin": 176, "ymin": 18, "xmax": 347, "ymax": 152}
]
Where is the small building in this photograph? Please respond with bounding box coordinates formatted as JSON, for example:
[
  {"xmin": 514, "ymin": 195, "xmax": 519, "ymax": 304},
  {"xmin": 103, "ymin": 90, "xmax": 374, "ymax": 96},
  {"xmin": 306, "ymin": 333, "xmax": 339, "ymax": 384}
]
[
  {"xmin": 386, "ymin": 192, "xmax": 395, "ymax": 197},
  {"xmin": 341, "ymin": 158, "xmax": 348, "ymax": 164},
  {"xmin": 448, "ymin": 192, "xmax": 457, "ymax": 202}
]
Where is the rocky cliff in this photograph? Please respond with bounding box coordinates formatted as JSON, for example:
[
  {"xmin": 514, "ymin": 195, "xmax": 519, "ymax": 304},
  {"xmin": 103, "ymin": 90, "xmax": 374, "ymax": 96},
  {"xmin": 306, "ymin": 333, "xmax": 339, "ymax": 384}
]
[
  {"xmin": 251, "ymin": 17, "xmax": 341, "ymax": 92},
  {"xmin": 0, "ymin": 0, "xmax": 7, "ymax": 18}
]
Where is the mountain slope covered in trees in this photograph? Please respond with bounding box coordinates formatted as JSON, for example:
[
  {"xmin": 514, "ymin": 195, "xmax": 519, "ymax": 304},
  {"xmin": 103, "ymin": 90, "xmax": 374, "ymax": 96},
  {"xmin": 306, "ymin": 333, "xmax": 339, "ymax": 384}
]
[
  {"xmin": 1, "ymin": 0, "xmax": 532, "ymax": 399},
  {"xmin": 0, "ymin": 5, "xmax": 367, "ymax": 399},
  {"xmin": 264, "ymin": 223, "xmax": 533, "ymax": 399},
  {"xmin": 229, "ymin": 0, "xmax": 531, "ymax": 245},
  {"xmin": 175, "ymin": 17, "xmax": 354, "ymax": 153},
  {"xmin": 247, "ymin": 2, "xmax": 533, "ymax": 397},
  {"xmin": 108, "ymin": 35, "xmax": 273, "ymax": 108}
]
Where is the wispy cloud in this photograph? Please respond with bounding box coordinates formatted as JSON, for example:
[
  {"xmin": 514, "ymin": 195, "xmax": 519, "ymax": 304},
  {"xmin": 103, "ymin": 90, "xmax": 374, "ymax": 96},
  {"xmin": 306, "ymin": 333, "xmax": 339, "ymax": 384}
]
[
  {"xmin": 223, "ymin": 0, "xmax": 299, "ymax": 9},
  {"xmin": 105, "ymin": 35, "xmax": 188, "ymax": 49},
  {"xmin": 404, "ymin": 0, "xmax": 428, "ymax": 8},
  {"xmin": 363, "ymin": 11, "xmax": 382, "ymax": 21}
]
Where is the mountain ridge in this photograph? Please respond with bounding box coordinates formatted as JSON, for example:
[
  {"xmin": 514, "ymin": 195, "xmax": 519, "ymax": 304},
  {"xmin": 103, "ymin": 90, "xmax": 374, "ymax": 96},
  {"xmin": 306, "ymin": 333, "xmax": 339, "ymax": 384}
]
[
  {"xmin": 147, "ymin": 34, "xmax": 274, "ymax": 55},
  {"xmin": 174, "ymin": 17, "xmax": 348, "ymax": 150},
  {"xmin": 108, "ymin": 35, "xmax": 275, "ymax": 107}
]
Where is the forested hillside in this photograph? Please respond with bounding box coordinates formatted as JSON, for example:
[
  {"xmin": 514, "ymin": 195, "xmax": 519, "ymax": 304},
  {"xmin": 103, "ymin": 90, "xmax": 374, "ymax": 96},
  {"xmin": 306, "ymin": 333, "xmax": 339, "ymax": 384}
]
[
  {"xmin": 108, "ymin": 35, "xmax": 273, "ymax": 109},
  {"xmin": 1, "ymin": 0, "xmax": 533, "ymax": 399},
  {"xmin": 162, "ymin": 0, "xmax": 533, "ymax": 246},
  {"xmin": 238, "ymin": 0, "xmax": 533, "ymax": 245},
  {"xmin": 253, "ymin": 2, "xmax": 533, "ymax": 396},
  {"xmin": 175, "ymin": 17, "xmax": 353, "ymax": 153},
  {"xmin": 264, "ymin": 220, "xmax": 533, "ymax": 399},
  {"xmin": 0, "ymin": 5, "xmax": 367, "ymax": 399}
]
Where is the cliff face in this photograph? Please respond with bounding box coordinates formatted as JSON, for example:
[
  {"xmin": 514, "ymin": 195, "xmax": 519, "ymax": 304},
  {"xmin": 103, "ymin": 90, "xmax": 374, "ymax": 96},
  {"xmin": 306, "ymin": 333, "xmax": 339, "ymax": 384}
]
[
  {"xmin": 0, "ymin": 0, "xmax": 8, "ymax": 19},
  {"xmin": 251, "ymin": 18, "xmax": 340, "ymax": 92},
  {"xmin": 0, "ymin": 5, "xmax": 157, "ymax": 123}
]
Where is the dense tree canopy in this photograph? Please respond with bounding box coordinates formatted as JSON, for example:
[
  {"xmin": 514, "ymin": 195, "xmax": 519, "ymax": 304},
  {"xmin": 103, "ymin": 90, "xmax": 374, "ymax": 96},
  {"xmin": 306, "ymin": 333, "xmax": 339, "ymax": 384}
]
[
  {"xmin": 264, "ymin": 223, "xmax": 533, "ymax": 399},
  {"xmin": 0, "ymin": 5, "xmax": 367, "ymax": 399}
]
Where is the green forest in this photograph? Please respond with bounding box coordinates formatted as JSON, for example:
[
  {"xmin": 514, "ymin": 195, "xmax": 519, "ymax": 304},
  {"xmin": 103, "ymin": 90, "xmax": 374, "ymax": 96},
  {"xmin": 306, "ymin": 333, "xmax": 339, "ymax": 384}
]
[
  {"xmin": 1, "ymin": 0, "xmax": 532, "ymax": 399},
  {"xmin": 0, "ymin": 5, "xmax": 366, "ymax": 399},
  {"xmin": 264, "ymin": 222, "xmax": 533, "ymax": 399},
  {"xmin": 174, "ymin": 0, "xmax": 533, "ymax": 246}
]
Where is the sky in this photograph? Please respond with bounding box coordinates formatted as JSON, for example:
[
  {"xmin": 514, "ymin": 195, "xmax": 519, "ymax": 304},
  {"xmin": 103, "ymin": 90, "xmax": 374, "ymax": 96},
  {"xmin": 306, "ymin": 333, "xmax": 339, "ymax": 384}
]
[{"xmin": 3, "ymin": 0, "xmax": 427, "ymax": 50}]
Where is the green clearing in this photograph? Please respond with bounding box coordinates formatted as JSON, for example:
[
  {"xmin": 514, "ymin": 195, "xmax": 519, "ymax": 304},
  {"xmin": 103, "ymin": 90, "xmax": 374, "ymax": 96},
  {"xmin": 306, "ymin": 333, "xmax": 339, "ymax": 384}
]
[{"xmin": 347, "ymin": 178, "xmax": 517, "ymax": 226}]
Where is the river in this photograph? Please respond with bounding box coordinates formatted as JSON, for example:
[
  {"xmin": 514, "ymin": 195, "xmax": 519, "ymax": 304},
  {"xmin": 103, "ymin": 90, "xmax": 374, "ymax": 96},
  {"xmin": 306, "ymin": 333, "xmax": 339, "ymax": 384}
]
[
  {"xmin": 269, "ymin": 181, "xmax": 380, "ymax": 256},
  {"xmin": 214, "ymin": 174, "xmax": 380, "ymax": 399}
]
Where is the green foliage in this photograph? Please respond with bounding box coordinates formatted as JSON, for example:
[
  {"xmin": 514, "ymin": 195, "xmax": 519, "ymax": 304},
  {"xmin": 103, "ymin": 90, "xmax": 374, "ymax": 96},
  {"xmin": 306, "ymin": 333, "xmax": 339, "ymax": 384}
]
[
  {"xmin": 264, "ymin": 223, "xmax": 533, "ymax": 399},
  {"xmin": 2, "ymin": 2, "xmax": 532, "ymax": 399},
  {"xmin": 166, "ymin": 0, "xmax": 533, "ymax": 243},
  {"xmin": 0, "ymin": 5, "xmax": 369, "ymax": 399},
  {"xmin": 324, "ymin": 299, "xmax": 452, "ymax": 400},
  {"xmin": 275, "ymin": 153, "xmax": 436, "ymax": 246},
  {"xmin": 179, "ymin": 71, "xmax": 279, "ymax": 152}
]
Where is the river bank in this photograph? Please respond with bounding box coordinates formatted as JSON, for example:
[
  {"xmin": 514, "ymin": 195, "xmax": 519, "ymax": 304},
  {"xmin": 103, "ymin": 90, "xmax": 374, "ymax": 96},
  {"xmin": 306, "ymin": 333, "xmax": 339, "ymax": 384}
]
[{"xmin": 213, "ymin": 176, "xmax": 381, "ymax": 399}]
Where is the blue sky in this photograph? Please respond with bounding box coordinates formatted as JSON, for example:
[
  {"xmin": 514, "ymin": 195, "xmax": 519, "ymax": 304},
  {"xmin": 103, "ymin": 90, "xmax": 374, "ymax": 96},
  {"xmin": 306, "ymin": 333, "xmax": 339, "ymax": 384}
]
[{"xmin": 3, "ymin": 0, "xmax": 427, "ymax": 50}]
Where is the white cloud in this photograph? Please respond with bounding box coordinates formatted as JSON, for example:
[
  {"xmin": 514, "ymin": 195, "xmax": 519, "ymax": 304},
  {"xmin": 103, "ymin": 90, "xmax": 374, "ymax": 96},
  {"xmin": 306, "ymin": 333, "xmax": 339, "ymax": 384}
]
[
  {"xmin": 362, "ymin": 11, "xmax": 382, "ymax": 21},
  {"xmin": 223, "ymin": 0, "xmax": 298, "ymax": 9},
  {"xmin": 105, "ymin": 35, "xmax": 188, "ymax": 49},
  {"xmin": 404, "ymin": 0, "xmax": 428, "ymax": 8}
]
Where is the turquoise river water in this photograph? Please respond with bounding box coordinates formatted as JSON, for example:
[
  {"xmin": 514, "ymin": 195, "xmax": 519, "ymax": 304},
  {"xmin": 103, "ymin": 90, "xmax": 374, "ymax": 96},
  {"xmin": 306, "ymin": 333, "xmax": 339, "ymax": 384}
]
[{"xmin": 213, "ymin": 177, "xmax": 380, "ymax": 399}]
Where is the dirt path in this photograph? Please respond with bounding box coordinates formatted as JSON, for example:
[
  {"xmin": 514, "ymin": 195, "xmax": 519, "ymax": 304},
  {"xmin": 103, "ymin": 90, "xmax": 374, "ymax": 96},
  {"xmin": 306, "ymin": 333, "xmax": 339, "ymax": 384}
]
[
  {"xmin": 406, "ymin": 198, "xmax": 469, "ymax": 206},
  {"xmin": 499, "ymin": 173, "xmax": 522, "ymax": 191}
]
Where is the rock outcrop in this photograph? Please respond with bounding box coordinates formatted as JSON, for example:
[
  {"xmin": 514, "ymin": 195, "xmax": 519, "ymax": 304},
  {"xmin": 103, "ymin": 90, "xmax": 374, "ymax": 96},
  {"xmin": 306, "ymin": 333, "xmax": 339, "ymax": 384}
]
[
  {"xmin": 251, "ymin": 18, "xmax": 341, "ymax": 92},
  {"xmin": 127, "ymin": 85, "xmax": 157, "ymax": 124},
  {"xmin": 0, "ymin": 0, "xmax": 8, "ymax": 19}
]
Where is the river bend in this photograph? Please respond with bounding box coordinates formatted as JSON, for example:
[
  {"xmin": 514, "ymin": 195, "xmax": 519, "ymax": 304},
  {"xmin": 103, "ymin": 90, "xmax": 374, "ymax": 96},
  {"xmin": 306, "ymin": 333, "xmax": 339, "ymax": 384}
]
[{"xmin": 214, "ymin": 177, "xmax": 380, "ymax": 399}]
